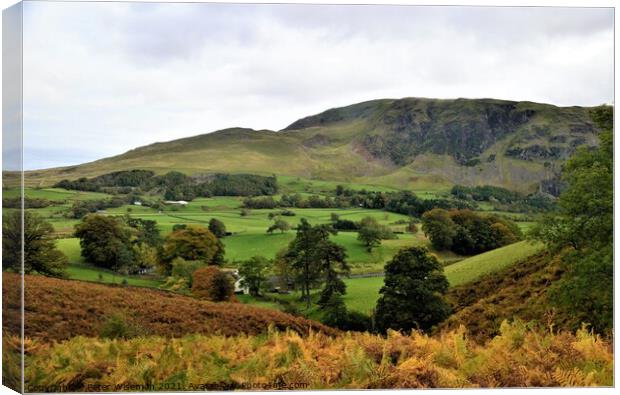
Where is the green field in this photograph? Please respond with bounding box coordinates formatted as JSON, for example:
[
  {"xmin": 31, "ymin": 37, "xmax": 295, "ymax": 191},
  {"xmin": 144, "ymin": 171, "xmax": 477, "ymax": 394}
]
[
  {"xmin": 443, "ymin": 240, "xmax": 544, "ymax": 286},
  {"xmin": 54, "ymin": 204, "xmax": 432, "ymax": 276},
  {"xmin": 17, "ymin": 187, "xmax": 111, "ymax": 201},
  {"xmin": 124, "ymin": 203, "xmax": 433, "ymax": 273}
]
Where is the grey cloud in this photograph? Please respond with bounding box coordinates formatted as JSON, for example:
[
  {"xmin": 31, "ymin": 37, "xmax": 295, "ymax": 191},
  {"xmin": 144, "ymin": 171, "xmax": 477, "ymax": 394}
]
[{"xmin": 19, "ymin": 2, "xmax": 614, "ymax": 170}]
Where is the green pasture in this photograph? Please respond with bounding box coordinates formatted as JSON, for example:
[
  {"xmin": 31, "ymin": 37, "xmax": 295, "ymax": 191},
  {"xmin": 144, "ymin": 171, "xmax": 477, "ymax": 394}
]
[
  {"xmin": 5, "ymin": 187, "xmax": 110, "ymax": 201},
  {"xmin": 442, "ymin": 240, "xmax": 544, "ymax": 287}
]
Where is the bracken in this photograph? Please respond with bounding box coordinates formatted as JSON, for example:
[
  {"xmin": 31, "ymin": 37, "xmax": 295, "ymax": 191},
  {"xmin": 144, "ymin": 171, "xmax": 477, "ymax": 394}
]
[{"xmin": 6, "ymin": 320, "xmax": 612, "ymax": 391}]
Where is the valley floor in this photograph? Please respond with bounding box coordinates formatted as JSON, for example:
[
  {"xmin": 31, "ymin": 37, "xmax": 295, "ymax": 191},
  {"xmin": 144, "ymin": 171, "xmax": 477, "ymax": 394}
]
[{"xmin": 7, "ymin": 185, "xmax": 540, "ymax": 315}]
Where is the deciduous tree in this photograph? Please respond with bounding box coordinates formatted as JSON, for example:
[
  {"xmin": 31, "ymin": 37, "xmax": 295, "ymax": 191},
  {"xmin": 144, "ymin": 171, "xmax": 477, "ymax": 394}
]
[
  {"xmin": 208, "ymin": 218, "xmax": 227, "ymax": 238},
  {"xmin": 531, "ymin": 105, "xmax": 613, "ymax": 333},
  {"xmin": 238, "ymin": 256, "xmax": 271, "ymax": 296},
  {"xmin": 161, "ymin": 226, "xmax": 224, "ymax": 274},
  {"xmin": 3, "ymin": 211, "xmax": 68, "ymax": 277},
  {"xmin": 74, "ymin": 215, "xmax": 134, "ymax": 271},
  {"xmin": 267, "ymin": 219, "xmax": 290, "ymax": 234},
  {"xmin": 374, "ymin": 247, "xmax": 450, "ymax": 333},
  {"xmin": 192, "ymin": 266, "xmax": 234, "ymax": 302}
]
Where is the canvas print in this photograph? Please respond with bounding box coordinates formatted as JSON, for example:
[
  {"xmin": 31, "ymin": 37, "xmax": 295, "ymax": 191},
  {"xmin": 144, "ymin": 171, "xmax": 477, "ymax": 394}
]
[{"xmin": 1, "ymin": 1, "xmax": 614, "ymax": 392}]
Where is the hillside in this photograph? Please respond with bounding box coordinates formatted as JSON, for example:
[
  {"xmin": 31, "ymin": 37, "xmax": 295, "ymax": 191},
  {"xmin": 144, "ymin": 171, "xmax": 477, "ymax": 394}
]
[
  {"xmin": 438, "ymin": 252, "xmax": 568, "ymax": 342},
  {"xmin": 1, "ymin": 273, "xmax": 337, "ymax": 342},
  {"xmin": 21, "ymin": 97, "xmax": 601, "ymax": 192}
]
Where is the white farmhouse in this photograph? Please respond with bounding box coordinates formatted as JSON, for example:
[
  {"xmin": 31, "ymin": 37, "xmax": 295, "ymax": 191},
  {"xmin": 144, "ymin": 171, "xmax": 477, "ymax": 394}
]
[
  {"xmin": 164, "ymin": 200, "xmax": 189, "ymax": 206},
  {"xmin": 221, "ymin": 268, "xmax": 249, "ymax": 294}
]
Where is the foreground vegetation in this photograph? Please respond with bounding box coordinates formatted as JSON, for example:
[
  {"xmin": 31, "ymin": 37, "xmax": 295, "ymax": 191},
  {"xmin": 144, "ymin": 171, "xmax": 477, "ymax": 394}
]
[
  {"xmin": 5, "ymin": 320, "xmax": 612, "ymax": 391},
  {"xmin": 2, "ymin": 273, "xmax": 335, "ymax": 342}
]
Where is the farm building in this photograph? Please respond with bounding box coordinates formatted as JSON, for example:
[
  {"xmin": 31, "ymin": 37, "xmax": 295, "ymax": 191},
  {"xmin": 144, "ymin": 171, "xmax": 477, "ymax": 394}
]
[
  {"xmin": 164, "ymin": 200, "xmax": 189, "ymax": 206},
  {"xmin": 221, "ymin": 268, "xmax": 249, "ymax": 294}
]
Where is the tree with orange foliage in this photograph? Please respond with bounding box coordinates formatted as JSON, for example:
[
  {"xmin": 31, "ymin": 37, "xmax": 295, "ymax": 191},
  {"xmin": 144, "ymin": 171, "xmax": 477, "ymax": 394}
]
[{"xmin": 191, "ymin": 266, "xmax": 234, "ymax": 302}]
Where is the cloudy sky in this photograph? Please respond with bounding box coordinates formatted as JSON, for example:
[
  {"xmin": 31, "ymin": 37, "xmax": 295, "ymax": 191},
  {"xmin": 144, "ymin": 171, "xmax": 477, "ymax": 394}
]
[{"xmin": 17, "ymin": 2, "xmax": 614, "ymax": 170}]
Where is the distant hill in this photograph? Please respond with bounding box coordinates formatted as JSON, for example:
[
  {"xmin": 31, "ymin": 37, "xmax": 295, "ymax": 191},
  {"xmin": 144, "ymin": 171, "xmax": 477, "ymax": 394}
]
[
  {"xmin": 21, "ymin": 97, "xmax": 602, "ymax": 192},
  {"xmin": 2, "ymin": 273, "xmax": 336, "ymax": 341}
]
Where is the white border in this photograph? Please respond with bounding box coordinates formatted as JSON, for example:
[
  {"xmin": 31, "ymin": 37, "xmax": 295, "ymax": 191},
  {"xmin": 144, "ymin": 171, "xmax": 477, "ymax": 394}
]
[{"xmin": 0, "ymin": 1, "xmax": 616, "ymax": 395}]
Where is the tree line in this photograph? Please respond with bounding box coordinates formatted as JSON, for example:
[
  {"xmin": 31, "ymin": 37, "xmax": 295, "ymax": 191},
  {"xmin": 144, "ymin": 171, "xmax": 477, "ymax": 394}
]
[
  {"xmin": 243, "ymin": 190, "xmax": 473, "ymax": 216},
  {"xmin": 55, "ymin": 171, "xmax": 278, "ymax": 200},
  {"xmin": 421, "ymin": 208, "xmax": 522, "ymax": 255},
  {"xmin": 450, "ymin": 184, "xmax": 556, "ymax": 213}
]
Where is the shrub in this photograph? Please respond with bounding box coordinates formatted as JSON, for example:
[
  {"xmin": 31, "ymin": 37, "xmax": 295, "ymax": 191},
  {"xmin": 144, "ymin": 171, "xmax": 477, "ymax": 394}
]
[
  {"xmin": 407, "ymin": 220, "xmax": 418, "ymax": 234},
  {"xmin": 99, "ymin": 312, "xmax": 146, "ymax": 339},
  {"xmin": 192, "ymin": 266, "xmax": 234, "ymax": 302},
  {"xmin": 321, "ymin": 308, "xmax": 372, "ymax": 332},
  {"xmin": 208, "ymin": 218, "xmax": 227, "ymax": 238}
]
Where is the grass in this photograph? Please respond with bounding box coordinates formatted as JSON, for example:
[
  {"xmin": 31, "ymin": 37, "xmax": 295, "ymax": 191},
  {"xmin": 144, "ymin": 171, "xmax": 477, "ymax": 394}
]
[
  {"xmin": 6, "ymin": 187, "xmax": 111, "ymax": 201},
  {"xmin": 126, "ymin": 204, "xmax": 426, "ymax": 273},
  {"xmin": 56, "ymin": 204, "xmax": 431, "ymax": 276},
  {"xmin": 443, "ymin": 240, "xmax": 545, "ymax": 287}
]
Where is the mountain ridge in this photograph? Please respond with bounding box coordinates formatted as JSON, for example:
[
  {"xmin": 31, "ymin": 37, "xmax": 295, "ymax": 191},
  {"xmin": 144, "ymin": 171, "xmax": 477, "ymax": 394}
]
[{"xmin": 18, "ymin": 97, "xmax": 603, "ymax": 192}]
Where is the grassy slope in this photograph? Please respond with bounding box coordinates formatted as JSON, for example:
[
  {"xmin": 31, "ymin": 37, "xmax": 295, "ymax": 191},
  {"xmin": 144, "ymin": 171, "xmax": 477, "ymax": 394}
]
[
  {"xmin": 442, "ymin": 240, "xmax": 544, "ymax": 287},
  {"xmin": 439, "ymin": 252, "xmax": 566, "ymax": 341}
]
